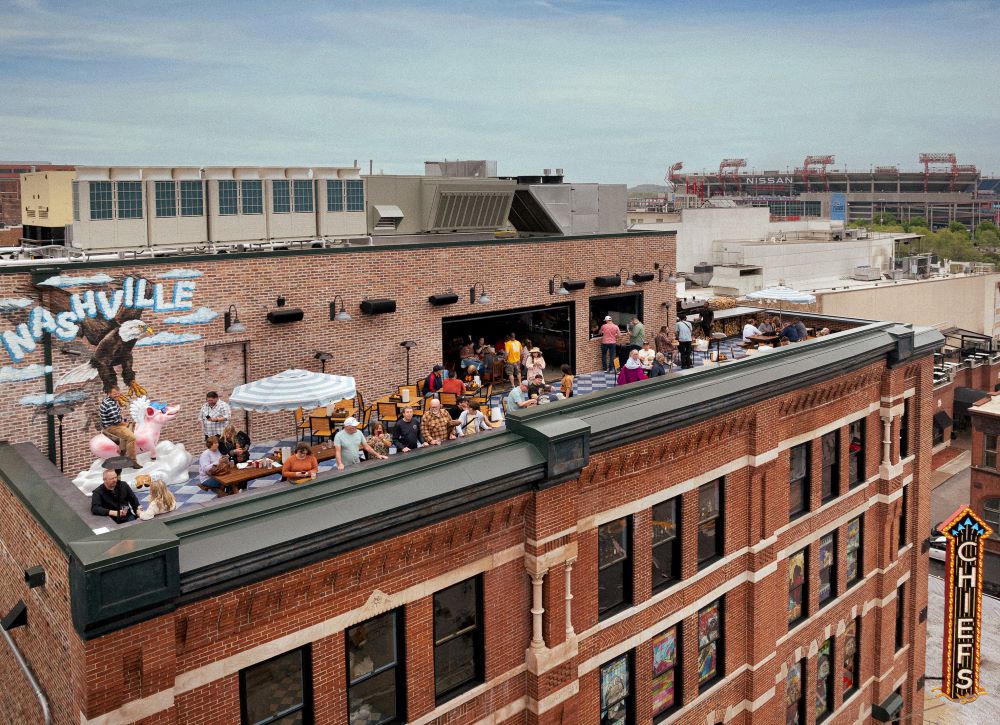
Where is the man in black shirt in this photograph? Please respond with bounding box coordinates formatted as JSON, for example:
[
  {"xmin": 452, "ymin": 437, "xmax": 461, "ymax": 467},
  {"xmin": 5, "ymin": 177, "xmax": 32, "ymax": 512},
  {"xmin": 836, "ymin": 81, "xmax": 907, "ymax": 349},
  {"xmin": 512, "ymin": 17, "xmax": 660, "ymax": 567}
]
[
  {"xmin": 391, "ymin": 406, "xmax": 425, "ymax": 452},
  {"xmin": 527, "ymin": 374, "xmax": 552, "ymax": 399},
  {"xmin": 91, "ymin": 470, "xmax": 142, "ymax": 523}
]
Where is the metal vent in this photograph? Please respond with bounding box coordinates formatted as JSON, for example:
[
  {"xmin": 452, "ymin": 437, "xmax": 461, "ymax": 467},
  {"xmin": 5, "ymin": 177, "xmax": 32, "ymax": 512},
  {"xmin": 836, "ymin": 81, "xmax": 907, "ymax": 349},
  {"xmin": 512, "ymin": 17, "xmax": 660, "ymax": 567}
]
[{"xmin": 432, "ymin": 191, "xmax": 511, "ymax": 231}]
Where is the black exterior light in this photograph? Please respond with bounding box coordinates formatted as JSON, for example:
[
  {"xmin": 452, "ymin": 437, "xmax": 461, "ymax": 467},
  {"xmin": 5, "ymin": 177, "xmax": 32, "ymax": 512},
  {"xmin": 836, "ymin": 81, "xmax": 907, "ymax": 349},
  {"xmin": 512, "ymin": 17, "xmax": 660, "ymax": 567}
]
[
  {"xmin": 429, "ymin": 292, "xmax": 459, "ymax": 306},
  {"xmin": 619, "ymin": 268, "xmax": 636, "ymax": 287},
  {"xmin": 632, "ymin": 272, "xmax": 655, "ymax": 283},
  {"xmin": 655, "ymin": 263, "xmax": 678, "ymax": 283},
  {"xmin": 594, "ymin": 274, "xmax": 622, "ymax": 287},
  {"xmin": 24, "ymin": 566, "xmax": 45, "ymax": 589},
  {"xmin": 224, "ymin": 304, "xmax": 247, "ymax": 333},
  {"xmin": 549, "ymin": 275, "xmax": 570, "ymax": 296},
  {"xmin": 1, "ymin": 601, "xmax": 26, "ymax": 631},
  {"xmin": 470, "ymin": 282, "xmax": 491, "ymax": 305},
  {"xmin": 563, "ymin": 279, "xmax": 586, "ymax": 291},
  {"xmin": 329, "ymin": 295, "xmax": 352, "ymax": 321},
  {"xmin": 267, "ymin": 296, "xmax": 304, "ymax": 324},
  {"xmin": 360, "ymin": 298, "xmax": 397, "ymax": 315}
]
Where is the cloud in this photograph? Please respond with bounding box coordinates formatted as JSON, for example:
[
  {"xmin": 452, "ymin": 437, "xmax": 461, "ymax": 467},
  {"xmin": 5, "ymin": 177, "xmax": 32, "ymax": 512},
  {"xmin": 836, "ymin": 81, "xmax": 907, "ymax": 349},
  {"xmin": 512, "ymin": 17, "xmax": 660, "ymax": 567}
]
[
  {"xmin": 37, "ymin": 273, "xmax": 113, "ymax": 288},
  {"xmin": 163, "ymin": 306, "xmax": 218, "ymax": 325},
  {"xmin": 0, "ymin": 364, "xmax": 51, "ymax": 383},
  {"xmin": 158, "ymin": 268, "xmax": 203, "ymax": 279},
  {"xmin": 19, "ymin": 389, "xmax": 89, "ymax": 406},
  {"xmin": 0, "ymin": 297, "xmax": 34, "ymax": 313},
  {"xmin": 135, "ymin": 331, "xmax": 201, "ymax": 346}
]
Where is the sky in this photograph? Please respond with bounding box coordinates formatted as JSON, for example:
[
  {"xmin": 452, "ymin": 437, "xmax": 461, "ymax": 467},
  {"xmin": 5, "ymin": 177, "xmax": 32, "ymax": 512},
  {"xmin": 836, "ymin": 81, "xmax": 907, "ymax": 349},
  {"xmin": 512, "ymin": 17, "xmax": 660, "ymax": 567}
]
[{"xmin": 1, "ymin": 0, "xmax": 998, "ymax": 185}]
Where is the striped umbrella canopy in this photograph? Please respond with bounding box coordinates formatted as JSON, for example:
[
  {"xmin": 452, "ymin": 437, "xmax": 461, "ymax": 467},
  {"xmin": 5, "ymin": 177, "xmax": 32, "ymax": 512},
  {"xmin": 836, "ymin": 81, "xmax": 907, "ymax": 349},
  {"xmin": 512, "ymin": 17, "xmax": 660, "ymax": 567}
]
[
  {"xmin": 745, "ymin": 286, "xmax": 816, "ymax": 305},
  {"xmin": 230, "ymin": 369, "xmax": 356, "ymax": 412}
]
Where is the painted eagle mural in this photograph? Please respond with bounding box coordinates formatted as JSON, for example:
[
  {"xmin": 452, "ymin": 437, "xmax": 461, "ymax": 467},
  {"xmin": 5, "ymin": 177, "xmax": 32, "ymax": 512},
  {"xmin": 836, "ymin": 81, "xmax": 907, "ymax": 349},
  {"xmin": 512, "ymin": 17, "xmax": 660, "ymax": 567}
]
[{"xmin": 38, "ymin": 282, "xmax": 154, "ymax": 396}]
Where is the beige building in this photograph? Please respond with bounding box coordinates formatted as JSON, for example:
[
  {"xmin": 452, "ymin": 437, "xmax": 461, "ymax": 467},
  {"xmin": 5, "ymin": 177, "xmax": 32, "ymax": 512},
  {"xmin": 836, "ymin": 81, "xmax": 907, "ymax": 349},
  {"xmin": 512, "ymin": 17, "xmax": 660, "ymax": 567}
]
[
  {"xmin": 70, "ymin": 165, "xmax": 366, "ymax": 251},
  {"xmin": 20, "ymin": 169, "xmax": 76, "ymax": 244}
]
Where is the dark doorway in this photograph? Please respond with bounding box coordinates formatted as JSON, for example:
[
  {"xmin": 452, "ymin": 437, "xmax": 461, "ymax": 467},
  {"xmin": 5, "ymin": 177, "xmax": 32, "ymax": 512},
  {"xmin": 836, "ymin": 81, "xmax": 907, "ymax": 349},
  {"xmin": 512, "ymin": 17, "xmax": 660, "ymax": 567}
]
[{"xmin": 442, "ymin": 303, "xmax": 575, "ymax": 376}]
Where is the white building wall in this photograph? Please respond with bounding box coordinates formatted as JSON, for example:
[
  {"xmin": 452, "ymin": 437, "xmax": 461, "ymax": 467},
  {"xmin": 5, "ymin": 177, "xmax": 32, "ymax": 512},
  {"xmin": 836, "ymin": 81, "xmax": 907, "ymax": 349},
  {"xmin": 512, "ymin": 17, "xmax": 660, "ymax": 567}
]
[{"xmin": 713, "ymin": 238, "xmax": 896, "ymax": 288}]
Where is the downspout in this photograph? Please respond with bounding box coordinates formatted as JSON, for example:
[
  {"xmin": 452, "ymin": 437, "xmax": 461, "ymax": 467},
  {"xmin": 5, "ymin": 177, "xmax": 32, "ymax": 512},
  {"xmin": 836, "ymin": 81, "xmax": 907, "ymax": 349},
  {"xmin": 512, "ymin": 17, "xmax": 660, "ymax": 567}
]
[
  {"xmin": 1, "ymin": 626, "xmax": 52, "ymax": 724},
  {"xmin": 31, "ymin": 268, "xmax": 58, "ymax": 464}
]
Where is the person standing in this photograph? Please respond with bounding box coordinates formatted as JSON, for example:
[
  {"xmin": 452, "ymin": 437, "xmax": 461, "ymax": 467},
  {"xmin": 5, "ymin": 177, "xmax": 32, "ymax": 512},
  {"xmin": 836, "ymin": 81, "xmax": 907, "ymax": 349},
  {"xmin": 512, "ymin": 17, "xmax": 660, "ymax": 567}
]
[
  {"xmin": 200, "ymin": 391, "xmax": 231, "ymax": 441},
  {"xmin": 99, "ymin": 384, "xmax": 137, "ymax": 460},
  {"xmin": 420, "ymin": 399, "xmax": 458, "ymax": 445},
  {"xmin": 700, "ymin": 307, "xmax": 715, "ymax": 338},
  {"xmin": 560, "ymin": 363, "xmax": 574, "ymax": 398},
  {"xmin": 525, "ymin": 347, "xmax": 546, "ymax": 382},
  {"xmin": 599, "ymin": 315, "xmax": 621, "ymax": 373},
  {"xmin": 628, "ymin": 316, "xmax": 645, "ymax": 355},
  {"xmin": 91, "ymin": 469, "xmax": 142, "ymax": 523},
  {"xmin": 675, "ymin": 314, "xmax": 694, "ymax": 369},
  {"xmin": 504, "ymin": 333, "xmax": 523, "ymax": 387},
  {"xmin": 391, "ymin": 407, "xmax": 424, "ymax": 452},
  {"xmin": 654, "ymin": 325, "xmax": 671, "ymax": 355},
  {"xmin": 334, "ymin": 417, "xmax": 387, "ymax": 470}
]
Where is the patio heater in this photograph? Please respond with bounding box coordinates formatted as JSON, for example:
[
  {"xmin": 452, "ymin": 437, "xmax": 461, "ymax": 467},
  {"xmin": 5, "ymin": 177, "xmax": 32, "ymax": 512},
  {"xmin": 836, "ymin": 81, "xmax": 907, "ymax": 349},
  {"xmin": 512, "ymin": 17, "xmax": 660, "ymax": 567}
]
[
  {"xmin": 314, "ymin": 351, "xmax": 333, "ymax": 374},
  {"xmin": 400, "ymin": 340, "xmax": 417, "ymax": 385}
]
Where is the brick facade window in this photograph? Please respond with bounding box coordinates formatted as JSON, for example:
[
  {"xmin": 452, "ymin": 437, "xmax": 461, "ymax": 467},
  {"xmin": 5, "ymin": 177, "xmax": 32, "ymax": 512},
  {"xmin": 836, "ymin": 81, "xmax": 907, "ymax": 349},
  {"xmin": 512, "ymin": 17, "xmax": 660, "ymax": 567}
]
[
  {"xmin": 984, "ymin": 433, "xmax": 997, "ymax": 469},
  {"xmin": 651, "ymin": 498, "xmax": 680, "ymax": 592},
  {"xmin": 347, "ymin": 610, "xmax": 405, "ymax": 724},
  {"xmin": 600, "ymin": 653, "xmax": 632, "ymax": 724},
  {"xmin": 433, "ymin": 576, "xmax": 484, "ymax": 702},
  {"xmin": 899, "ymin": 399, "xmax": 910, "ymax": 459},
  {"xmin": 784, "ymin": 659, "xmax": 805, "ymax": 725},
  {"xmin": 651, "ymin": 626, "xmax": 679, "ymax": 720},
  {"xmin": 815, "ymin": 638, "xmax": 834, "ymax": 722},
  {"xmin": 697, "ymin": 598, "xmax": 723, "ymax": 691},
  {"xmin": 894, "ymin": 584, "xmax": 905, "ymax": 652},
  {"xmin": 821, "ymin": 430, "xmax": 839, "ymax": 502},
  {"xmin": 239, "ymin": 646, "xmax": 313, "ymax": 725},
  {"xmin": 846, "ymin": 516, "xmax": 863, "ymax": 586},
  {"xmin": 789, "ymin": 443, "xmax": 810, "ymax": 518},
  {"xmin": 849, "ymin": 419, "xmax": 865, "ymax": 486},
  {"xmin": 818, "ymin": 531, "xmax": 837, "ymax": 606},
  {"xmin": 787, "ymin": 548, "xmax": 808, "ymax": 627},
  {"xmin": 697, "ymin": 479, "xmax": 723, "ymax": 569},
  {"xmin": 843, "ymin": 617, "xmax": 860, "ymax": 697},
  {"xmin": 598, "ymin": 518, "xmax": 632, "ymax": 617},
  {"xmin": 898, "ymin": 484, "xmax": 908, "ymax": 551}
]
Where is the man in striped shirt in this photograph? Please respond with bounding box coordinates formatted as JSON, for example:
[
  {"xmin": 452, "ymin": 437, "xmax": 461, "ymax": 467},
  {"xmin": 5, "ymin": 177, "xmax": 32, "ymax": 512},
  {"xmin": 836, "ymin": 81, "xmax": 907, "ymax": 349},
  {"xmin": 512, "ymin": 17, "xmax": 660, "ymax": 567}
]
[
  {"xmin": 99, "ymin": 384, "xmax": 136, "ymax": 460},
  {"xmin": 199, "ymin": 391, "xmax": 231, "ymax": 440}
]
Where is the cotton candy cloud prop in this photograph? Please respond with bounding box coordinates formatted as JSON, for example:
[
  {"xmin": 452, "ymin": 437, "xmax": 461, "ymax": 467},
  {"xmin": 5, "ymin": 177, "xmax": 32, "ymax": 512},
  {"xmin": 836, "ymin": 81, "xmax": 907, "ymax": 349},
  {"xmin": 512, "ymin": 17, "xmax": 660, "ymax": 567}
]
[
  {"xmin": 73, "ymin": 441, "xmax": 193, "ymax": 495},
  {"xmin": 163, "ymin": 307, "xmax": 218, "ymax": 325},
  {"xmin": 135, "ymin": 331, "xmax": 201, "ymax": 346}
]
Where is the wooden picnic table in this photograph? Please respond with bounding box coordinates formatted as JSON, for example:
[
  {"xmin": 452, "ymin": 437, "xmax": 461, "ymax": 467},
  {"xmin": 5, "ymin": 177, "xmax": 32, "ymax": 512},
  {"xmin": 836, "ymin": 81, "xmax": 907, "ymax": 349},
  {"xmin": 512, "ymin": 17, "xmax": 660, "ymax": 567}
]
[
  {"xmin": 212, "ymin": 444, "xmax": 340, "ymax": 492},
  {"xmin": 748, "ymin": 334, "xmax": 780, "ymax": 346}
]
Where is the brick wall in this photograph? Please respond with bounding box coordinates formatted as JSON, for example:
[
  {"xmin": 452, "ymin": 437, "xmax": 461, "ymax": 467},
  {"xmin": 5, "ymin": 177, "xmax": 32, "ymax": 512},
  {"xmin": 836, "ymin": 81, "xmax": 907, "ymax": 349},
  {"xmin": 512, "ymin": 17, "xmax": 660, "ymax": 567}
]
[
  {"xmin": 0, "ymin": 233, "xmax": 676, "ymax": 473},
  {"xmin": 57, "ymin": 352, "xmax": 932, "ymax": 724}
]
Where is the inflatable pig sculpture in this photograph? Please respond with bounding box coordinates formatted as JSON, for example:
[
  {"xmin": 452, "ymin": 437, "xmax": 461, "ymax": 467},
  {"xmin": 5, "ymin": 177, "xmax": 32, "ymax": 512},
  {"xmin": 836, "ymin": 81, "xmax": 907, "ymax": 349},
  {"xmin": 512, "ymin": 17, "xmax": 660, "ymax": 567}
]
[{"xmin": 89, "ymin": 396, "xmax": 180, "ymax": 460}]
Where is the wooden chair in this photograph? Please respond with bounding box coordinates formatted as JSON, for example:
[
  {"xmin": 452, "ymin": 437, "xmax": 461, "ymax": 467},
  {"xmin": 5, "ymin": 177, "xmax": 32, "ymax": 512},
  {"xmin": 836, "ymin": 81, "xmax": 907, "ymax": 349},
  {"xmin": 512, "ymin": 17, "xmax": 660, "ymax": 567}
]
[
  {"xmin": 439, "ymin": 391, "xmax": 458, "ymax": 406},
  {"xmin": 294, "ymin": 407, "xmax": 311, "ymax": 441},
  {"xmin": 359, "ymin": 405, "xmax": 374, "ymax": 434},
  {"xmin": 417, "ymin": 378, "xmax": 427, "ymax": 396},
  {"xmin": 309, "ymin": 415, "xmax": 333, "ymax": 443},
  {"xmin": 355, "ymin": 390, "xmax": 365, "ymax": 418},
  {"xmin": 612, "ymin": 357, "xmax": 621, "ymax": 385},
  {"xmin": 491, "ymin": 359, "xmax": 504, "ymax": 383},
  {"xmin": 377, "ymin": 401, "xmax": 400, "ymax": 427}
]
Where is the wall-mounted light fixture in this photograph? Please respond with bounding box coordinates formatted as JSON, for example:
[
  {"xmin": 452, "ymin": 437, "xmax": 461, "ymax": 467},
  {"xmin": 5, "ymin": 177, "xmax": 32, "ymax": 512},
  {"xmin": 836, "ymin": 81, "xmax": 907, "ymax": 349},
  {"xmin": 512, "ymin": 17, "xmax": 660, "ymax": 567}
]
[
  {"xmin": 619, "ymin": 268, "xmax": 636, "ymax": 286},
  {"xmin": 594, "ymin": 274, "xmax": 622, "ymax": 287},
  {"xmin": 329, "ymin": 295, "xmax": 352, "ymax": 321},
  {"xmin": 549, "ymin": 275, "xmax": 570, "ymax": 295},
  {"xmin": 314, "ymin": 351, "xmax": 333, "ymax": 373},
  {"xmin": 428, "ymin": 291, "xmax": 459, "ymax": 306},
  {"xmin": 632, "ymin": 272, "xmax": 655, "ymax": 283},
  {"xmin": 267, "ymin": 296, "xmax": 304, "ymax": 324},
  {"xmin": 360, "ymin": 298, "xmax": 397, "ymax": 315},
  {"xmin": 654, "ymin": 263, "xmax": 678, "ymax": 283},
  {"xmin": 1, "ymin": 600, "xmax": 27, "ymax": 631},
  {"xmin": 470, "ymin": 282, "xmax": 491, "ymax": 305},
  {"xmin": 223, "ymin": 304, "xmax": 247, "ymax": 333},
  {"xmin": 23, "ymin": 566, "xmax": 45, "ymax": 589}
]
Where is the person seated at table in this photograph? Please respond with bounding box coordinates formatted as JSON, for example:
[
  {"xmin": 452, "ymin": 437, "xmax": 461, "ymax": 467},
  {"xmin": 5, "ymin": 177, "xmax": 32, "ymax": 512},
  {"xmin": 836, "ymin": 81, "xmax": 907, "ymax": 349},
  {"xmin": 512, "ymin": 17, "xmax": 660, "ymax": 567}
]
[
  {"xmin": 527, "ymin": 374, "xmax": 552, "ymax": 399},
  {"xmin": 525, "ymin": 347, "xmax": 546, "ymax": 382},
  {"xmin": 423, "ymin": 365, "xmax": 445, "ymax": 396},
  {"xmin": 618, "ymin": 349, "xmax": 647, "ymax": 385},
  {"xmin": 649, "ymin": 352, "xmax": 670, "ymax": 377},
  {"xmin": 505, "ymin": 382, "xmax": 537, "ymax": 414},
  {"xmin": 457, "ymin": 401, "xmax": 494, "ymax": 436},
  {"xmin": 758, "ymin": 317, "xmax": 776, "ymax": 335},
  {"xmin": 481, "ymin": 345, "xmax": 497, "ymax": 380},
  {"xmin": 218, "ymin": 424, "xmax": 251, "ymax": 463},
  {"xmin": 793, "ymin": 317, "xmax": 808, "ymax": 339},
  {"xmin": 282, "ymin": 442, "xmax": 319, "ymax": 480},
  {"xmin": 366, "ymin": 422, "xmax": 392, "ymax": 457},
  {"xmin": 440, "ymin": 372, "xmax": 465, "ymax": 396},
  {"xmin": 139, "ymin": 478, "xmax": 177, "ymax": 520},
  {"xmin": 198, "ymin": 436, "xmax": 224, "ymax": 490},
  {"xmin": 462, "ymin": 364, "xmax": 479, "ymax": 387},
  {"xmin": 742, "ymin": 317, "xmax": 761, "ymax": 342},
  {"xmin": 817, "ymin": 327, "xmax": 831, "ymax": 337},
  {"xmin": 335, "ymin": 417, "xmax": 387, "ymax": 470},
  {"xmin": 778, "ymin": 319, "xmax": 802, "ymax": 343},
  {"xmin": 421, "ymin": 399, "xmax": 458, "ymax": 446},
  {"xmin": 392, "ymin": 406, "xmax": 425, "ymax": 452},
  {"xmin": 459, "ymin": 336, "xmax": 483, "ymax": 375},
  {"xmin": 637, "ymin": 341, "xmax": 656, "ymax": 373},
  {"xmin": 560, "ymin": 364, "xmax": 574, "ymax": 398},
  {"xmin": 91, "ymin": 469, "xmax": 143, "ymax": 523}
]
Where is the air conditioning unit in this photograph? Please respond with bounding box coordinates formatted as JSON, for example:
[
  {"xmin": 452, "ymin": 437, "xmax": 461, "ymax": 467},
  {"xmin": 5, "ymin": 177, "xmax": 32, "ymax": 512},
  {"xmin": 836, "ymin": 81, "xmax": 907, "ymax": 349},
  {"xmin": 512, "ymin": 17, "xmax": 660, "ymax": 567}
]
[{"xmin": 852, "ymin": 266, "xmax": 882, "ymax": 281}]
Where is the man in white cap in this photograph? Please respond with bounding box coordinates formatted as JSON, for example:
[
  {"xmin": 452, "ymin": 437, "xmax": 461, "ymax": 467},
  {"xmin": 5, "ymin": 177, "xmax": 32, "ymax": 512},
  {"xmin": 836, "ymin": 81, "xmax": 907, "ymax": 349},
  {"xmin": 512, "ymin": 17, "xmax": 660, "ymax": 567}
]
[
  {"xmin": 599, "ymin": 315, "xmax": 621, "ymax": 373},
  {"xmin": 333, "ymin": 417, "xmax": 387, "ymax": 471}
]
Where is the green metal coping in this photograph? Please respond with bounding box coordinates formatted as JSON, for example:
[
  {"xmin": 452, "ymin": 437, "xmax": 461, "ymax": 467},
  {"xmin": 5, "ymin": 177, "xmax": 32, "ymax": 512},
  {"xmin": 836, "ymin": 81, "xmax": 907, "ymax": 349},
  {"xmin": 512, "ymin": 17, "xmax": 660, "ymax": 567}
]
[{"xmin": 0, "ymin": 230, "xmax": 675, "ymax": 275}]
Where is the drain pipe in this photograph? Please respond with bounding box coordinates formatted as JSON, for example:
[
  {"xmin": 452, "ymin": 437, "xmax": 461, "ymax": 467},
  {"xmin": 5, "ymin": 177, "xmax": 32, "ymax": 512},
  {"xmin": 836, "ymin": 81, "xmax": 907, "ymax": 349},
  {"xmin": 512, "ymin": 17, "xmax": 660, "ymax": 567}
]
[{"xmin": 0, "ymin": 626, "xmax": 52, "ymax": 724}]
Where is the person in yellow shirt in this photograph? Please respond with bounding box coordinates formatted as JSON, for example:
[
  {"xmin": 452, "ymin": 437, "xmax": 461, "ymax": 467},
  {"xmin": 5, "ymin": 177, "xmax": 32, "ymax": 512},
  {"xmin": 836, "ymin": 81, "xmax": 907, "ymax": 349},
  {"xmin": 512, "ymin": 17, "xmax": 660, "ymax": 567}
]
[{"xmin": 504, "ymin": 332, "xmax": 523, "ymax": 387}]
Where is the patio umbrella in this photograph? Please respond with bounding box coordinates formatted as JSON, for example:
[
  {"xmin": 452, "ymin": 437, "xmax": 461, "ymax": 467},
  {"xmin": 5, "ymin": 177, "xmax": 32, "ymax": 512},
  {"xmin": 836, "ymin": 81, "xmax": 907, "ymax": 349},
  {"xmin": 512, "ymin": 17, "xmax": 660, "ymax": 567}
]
[
  {"xmin": 230, "ymin": 369, "xmax": 357, "ymax": 412},
  {"xmin": 745, "ymin": 286, "xmax": 816, "ymax": 325}
]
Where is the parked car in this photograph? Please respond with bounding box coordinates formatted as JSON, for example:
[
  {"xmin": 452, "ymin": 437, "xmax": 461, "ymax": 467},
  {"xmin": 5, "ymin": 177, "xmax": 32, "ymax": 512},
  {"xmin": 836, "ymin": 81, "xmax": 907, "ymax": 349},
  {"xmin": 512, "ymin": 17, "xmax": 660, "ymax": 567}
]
[{"xmin": 929, "ymin": 523, "xmax": 947, "ymax": 562}]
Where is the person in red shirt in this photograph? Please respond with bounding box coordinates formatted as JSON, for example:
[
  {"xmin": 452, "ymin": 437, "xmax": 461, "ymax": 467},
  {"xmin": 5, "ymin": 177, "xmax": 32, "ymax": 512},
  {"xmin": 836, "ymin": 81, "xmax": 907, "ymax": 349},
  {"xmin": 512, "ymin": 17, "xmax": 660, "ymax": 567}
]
[
  {"xmin": 440, "ymin": 374, "xmax": 465, "ymax": 395},
  {"xmin": 599, "ymin": 315, "xmax": 621, "ymax": 373}
]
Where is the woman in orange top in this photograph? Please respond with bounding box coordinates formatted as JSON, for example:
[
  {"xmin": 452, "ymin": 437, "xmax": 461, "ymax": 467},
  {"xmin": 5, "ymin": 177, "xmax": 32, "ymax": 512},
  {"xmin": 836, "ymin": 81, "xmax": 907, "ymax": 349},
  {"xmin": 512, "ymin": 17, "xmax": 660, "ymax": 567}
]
[{"xmin": 282, "ymin": 443, "xmax": 319, "ymax": 481}]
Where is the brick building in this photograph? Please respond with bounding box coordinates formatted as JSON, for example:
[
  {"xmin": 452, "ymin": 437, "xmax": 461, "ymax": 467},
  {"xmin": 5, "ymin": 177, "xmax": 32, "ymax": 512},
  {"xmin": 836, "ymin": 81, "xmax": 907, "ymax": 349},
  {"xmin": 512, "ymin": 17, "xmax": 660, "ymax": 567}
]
[
  {"xmin": 967, "ymin": 395, "xmax": 1000, "ymax": 593},
  {"xmin": 0, "ymin": 236, "xmax": 940, "ymax": 725}
]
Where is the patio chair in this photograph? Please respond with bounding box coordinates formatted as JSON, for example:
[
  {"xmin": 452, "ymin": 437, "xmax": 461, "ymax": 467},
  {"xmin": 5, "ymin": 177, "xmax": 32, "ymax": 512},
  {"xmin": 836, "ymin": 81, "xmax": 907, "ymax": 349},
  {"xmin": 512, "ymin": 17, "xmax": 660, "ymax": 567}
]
[
  {"xmin": 377, "ymin": 401, "xmax": 400, "ymax": 427},
  {"xmin": 358, "ymin": 405, "xmax": 374, "ymax": 434},
  {"xmin": 294, "ymin": 407, "xmax": 311, "ymax": 441},
  {"xmin": 439, "ymin": 391, "xmax": 458, "ymax": 406},
  {"xmin": 309, "ymin": 415, "xmax": 333, "ymax": 444}
]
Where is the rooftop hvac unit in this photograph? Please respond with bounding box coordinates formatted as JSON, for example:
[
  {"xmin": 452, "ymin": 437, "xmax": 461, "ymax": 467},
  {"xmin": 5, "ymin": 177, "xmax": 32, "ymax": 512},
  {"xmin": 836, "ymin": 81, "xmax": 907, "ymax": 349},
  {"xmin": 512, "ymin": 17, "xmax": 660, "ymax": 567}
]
[{"xmin": 852, "ymin": 266, "xmax": 882, "ymax": 281}]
